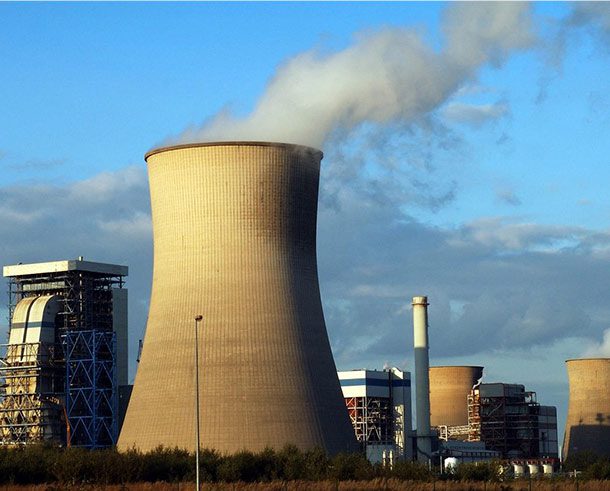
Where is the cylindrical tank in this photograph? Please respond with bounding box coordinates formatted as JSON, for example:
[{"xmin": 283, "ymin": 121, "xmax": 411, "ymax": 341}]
[
  {"xmin": 513, "ymin": 464, "xmax": 524, "ymax": 478},
  {"xmin": 542, "ymin": 464, "xmax": 553, "ymax": 476},
  {"xmin": 527, "ymin": 464, "xmax": 539, "ymax": 476},
  {"xmin": 430, "ymin": 366, "xmax": 483, "ymax": 427},
  {"xmin": 563, "ymin": 358, "xmax": 610, "ymax": 461},
  {"xmin": 444, "ymin": 457, "xmax": 459, "ymax": 473},
  {"xmin": 118, "ymin": 142, "xmax": 357, "ymax": 454}
]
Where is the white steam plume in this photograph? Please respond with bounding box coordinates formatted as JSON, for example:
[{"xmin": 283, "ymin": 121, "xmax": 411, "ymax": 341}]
[
  {"xmin": 584, "ymin": 329, "xmax": 610, "ymax": 358},
  {"xmin": 174, "ymin": 2, "xmax": 534, "ymax": 149}
]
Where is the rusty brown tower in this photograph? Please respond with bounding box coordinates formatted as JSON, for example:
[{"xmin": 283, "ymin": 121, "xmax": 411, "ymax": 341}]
[
  {"xmin": 118, "ymin": 142, "xmax": 356, "ymax": 454},
  {"xmin": 430, "ymin": 366, "xmax": 483, "ymax": 428}
]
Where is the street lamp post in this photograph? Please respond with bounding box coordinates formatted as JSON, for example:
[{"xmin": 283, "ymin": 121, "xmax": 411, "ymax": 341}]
[{"xmin": 194, "ymin": 315, "xmax": 203, "ymax": 491}]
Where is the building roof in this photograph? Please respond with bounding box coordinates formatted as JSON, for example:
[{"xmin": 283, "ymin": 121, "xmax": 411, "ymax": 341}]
[{"xmin": 3, "ymin": 258, "xmax": 128, "ymax": 278}]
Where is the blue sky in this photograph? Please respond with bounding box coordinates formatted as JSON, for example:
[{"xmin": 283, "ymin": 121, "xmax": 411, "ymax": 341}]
[{"xmin": 2, "ymin": 2, "xmax": 610, "ymax": 451}]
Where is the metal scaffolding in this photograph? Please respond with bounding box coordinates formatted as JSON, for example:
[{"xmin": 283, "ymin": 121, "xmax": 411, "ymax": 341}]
[
  {"xmin": 0, "ymin": 342, "xmax": 63, "ymax": 443},
  {"xmin": 467, "ymin": 384, "xmax": 553, "ymax": 458},
  {"xmin": 0, "ymin": 264, "xmax": 124, "ymax": 447},
  {"xmin": 345, "ymin": 396, "xmax": 394, "ymax": 450},
  {"xmin": 436, "ymin": 424, "xmax": 470, "ymax": 441}
]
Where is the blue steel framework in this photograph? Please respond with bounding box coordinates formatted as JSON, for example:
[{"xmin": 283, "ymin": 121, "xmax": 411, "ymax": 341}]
[{"xmin": 64, "ymin": 330, "xmax": 117, "ymax": 448}]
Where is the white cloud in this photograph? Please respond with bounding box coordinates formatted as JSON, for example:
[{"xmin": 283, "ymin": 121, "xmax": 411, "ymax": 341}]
[
  {"xmin": 172, "ymin": 3, "xmax": 535, "ymax": 148},
  {"xmin": 448, "ymin": 217, "xmax": 586, "ymax": 251},
  {"xmin": 442, "ymin": 101, "xmax": 510, "ymax": 128}
]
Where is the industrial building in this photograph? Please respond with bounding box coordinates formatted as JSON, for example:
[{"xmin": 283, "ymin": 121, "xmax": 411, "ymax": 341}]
[
  {"xmin": 563, "ymin": 358, "xmax": 610, "ymax": 461},
  {"xmin": 337, "ymin": 368, "xmax": 412, "ymax": 462},
  {"xmin": 468, "ymin": 383, "xmax": 558, "ymax": 459},
  {"xmin": 118, "ymin": 142, "xmax": 357, "ymax": 454},
  {"xmin": 426, "ymin": 365, "xmax": 557, "ymax": 460},
  {"xmin": 430, "ymin": 366, "xmax": 483, "ymax": 440},
  {"xmin": 0, "ymin": 258, "xmax": 128, "ymax": 448}
]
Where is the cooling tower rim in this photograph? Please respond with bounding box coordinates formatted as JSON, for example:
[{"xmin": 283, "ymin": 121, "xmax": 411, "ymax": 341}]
[
  {"xmin": 566, "ymin": 357, "xmax": 610, "ymax": 363},
  {"xmin": 430, "ymin": 365, "xmax": 484, "ymax": 370},
  {"xmin": 145, "ymin": 141, "xmax": 323, "ymax": 162}
]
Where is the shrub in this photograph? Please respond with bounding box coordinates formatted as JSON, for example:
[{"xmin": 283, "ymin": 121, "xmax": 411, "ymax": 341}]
[
  {"xmin": 217, "ymin": 450, "xmax": 262, "ymax": 482},
  {"xmin": 454, "ymin": 461, "xmax": 502, "ymax": 482},
  {"xmin": 389, "ymin": 459, "xmax": 431, "ymax": 481},
  {"xmin": 564, "ymin": 450, "xmax": 604, "ymax": 471},
  {"xmin": 303, "ymin": 447, "xmax": 331, "ymax": 480},
  {"xmin": 0, "ymin": 444, "xmax": 55, "ymax": 484},
  {"xmin": 139, "ymin": 446, "xmax": 192, "ymax": 482},
  {"xmin": 328, "ymin": 452, "xmax": 374, "ymax": 481},
  {"xmin": 199, "ymin": 448, "xmax": 221, "ymax": 482},
  {"xmin": 276, "ymin": 444, "xmax": 307, "ymax": 480},
  {"xmin": 582, "ymin": 459, "xmax": 610, "ymax": 480}
]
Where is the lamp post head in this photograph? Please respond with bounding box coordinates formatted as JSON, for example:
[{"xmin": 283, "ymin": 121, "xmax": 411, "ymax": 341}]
[{"xmin": 194, "ymin": 315, "xmax": 203, "ymax": 322}]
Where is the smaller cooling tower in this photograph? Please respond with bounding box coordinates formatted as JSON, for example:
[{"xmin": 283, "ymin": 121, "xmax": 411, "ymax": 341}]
[
  {"xmin": 563, "ymin": 358, "xmax": 610, "ymax": 461},
  {"xmin": 430, "ymin": 366, "xmax": 483, "ymax": 428}
]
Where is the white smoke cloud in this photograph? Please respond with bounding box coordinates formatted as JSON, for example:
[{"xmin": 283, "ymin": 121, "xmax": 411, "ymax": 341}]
[
  {"xmin": 173, "ymin": 2, "xmax": 535, "ymax": 148},
  {"xmin": 442, "ymin": 101, "xmax": 509, "ymax": 128},
  {"xmin": 584, "ymin": 329, "xmax": 610, "ymax": 358}
]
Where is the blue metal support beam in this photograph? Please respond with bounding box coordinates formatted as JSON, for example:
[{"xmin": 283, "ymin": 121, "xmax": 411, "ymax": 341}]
[{"xmin": 64, "ymin": 330, "xmax": 117, "ymax": 448}]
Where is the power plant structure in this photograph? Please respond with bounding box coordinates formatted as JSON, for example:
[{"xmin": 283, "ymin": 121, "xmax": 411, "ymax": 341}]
[
  {"xmin": 118, "ymin": 142, "xmax": 357, "ymax": 454},
  {"xmin": 467, "ymin": 383, "xmax": 558, "ymax": 459},
  {"xmin": 430, "ymin": 365, "xmax": 483, "ymax": 441},
  {"xmin": 337, "ymin": 368, "xmax": 412, "ymax": 462},
  {"xmin": 563, "ymin": 358, "xmax": 610, "ymax": 461},
  {"xmin": 428, "ymin": 368, "xmax": 559, "ymax": 460},
  {"xmin": 0, "ymin": 258, "xmax": 128, "ymax": 448}
]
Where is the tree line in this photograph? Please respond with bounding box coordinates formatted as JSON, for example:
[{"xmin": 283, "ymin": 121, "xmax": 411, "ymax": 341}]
[{"xmin": 0, "ymin": 444, "xmax": 608, "ymax": 485}]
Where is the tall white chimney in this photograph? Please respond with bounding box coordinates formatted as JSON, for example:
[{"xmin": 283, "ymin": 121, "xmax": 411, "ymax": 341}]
[{"xmin": 412, "ymin": 295, "xmax": 432, "ymax": 462}]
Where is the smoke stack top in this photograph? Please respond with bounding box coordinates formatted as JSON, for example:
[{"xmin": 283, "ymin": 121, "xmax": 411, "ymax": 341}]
[{"xmin": 412, "ymin": 296, "xmax": 429, "ymax": 349}]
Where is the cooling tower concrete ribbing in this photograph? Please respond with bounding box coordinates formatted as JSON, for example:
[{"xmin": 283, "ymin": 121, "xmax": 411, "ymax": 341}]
[
  {"xmin": 118, "ymin": 142, "xmax": 357, "ymax": 454},
  {"xmin": 430, "ymin": 366, "xmax": 483, "ymax": 427},
  {"xmin": 563, "ymin": 358, "xmax": 610, "ymax": 461}
]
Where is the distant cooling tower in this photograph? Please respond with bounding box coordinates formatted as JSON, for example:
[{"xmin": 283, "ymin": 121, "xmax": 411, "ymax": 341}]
[
  {"xmin": 118, "ymin": 142, "xmax": 357, "ymax": 454},
  {"xmin": 430, "ymin": 366, "xmax": 483, "ymax": 427},
  {"xmin": 563, "ymin": 358, "xmax": 610, "ymax": 461}
]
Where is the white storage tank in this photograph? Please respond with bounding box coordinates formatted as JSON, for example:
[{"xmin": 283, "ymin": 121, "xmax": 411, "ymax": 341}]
[
  {"xmin": 528, "ymin": 464, "xmax": 539, "ymax": 476},
  {"xmin": 444, "ymin": 457, "xmax": 459, "ymax": 473},
  {"xmin": 542, "ymin": 464, "xmax": 553, "ymax": 476},
  {"xmin": 513, "ymin": 464, "xmax": 524, "ymax": 478}
]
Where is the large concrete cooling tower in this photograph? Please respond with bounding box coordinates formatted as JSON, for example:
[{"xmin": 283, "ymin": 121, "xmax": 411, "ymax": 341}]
[
  {"xmin": 563, "ymin": 358, "xmax": 610, "ymax": 461},
  {"xmin": 430, "ymin": 366, "xmax": 483, "ymax": 428},
  {"xmin": 118, "ymin": 142, "xmax": 357, "ymax": 454}
]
